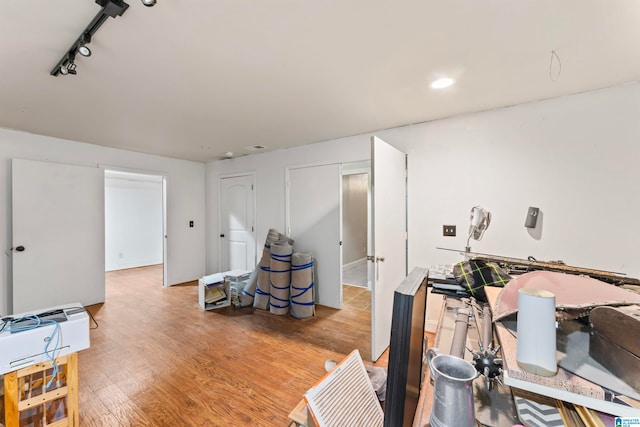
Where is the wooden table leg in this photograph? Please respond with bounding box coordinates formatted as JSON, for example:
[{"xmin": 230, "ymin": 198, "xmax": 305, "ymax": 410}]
[
  {"xmin": 4, "ymin": 370, "xmax": 19, "ymax": 427},
  {"xmin": 66, "ymin": 352, "xmax": 79, "ymax": 427}
]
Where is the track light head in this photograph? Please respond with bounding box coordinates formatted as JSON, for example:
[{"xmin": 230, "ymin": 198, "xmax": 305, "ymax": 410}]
[
  {"xmin": 78, "ymin": 45, "xmax": 92, "ymax": 57},
  {"xmin": 141, "ymin": 0, "xmax": 156, "ymax": 6},
  {"xmin": 60, "ymin": 61, "xmax": 77, "ymax": 76}
]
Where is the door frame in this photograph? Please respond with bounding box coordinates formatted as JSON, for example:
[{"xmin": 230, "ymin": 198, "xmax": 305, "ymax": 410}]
[
  {"xmin": 103, "ymin": 167, "xmax": 168, "ymax": 287},
  {"xmin": 341, "ymin": 161, "xmax": 371, "ymax": 292},
  {"xmin": 217, "ymin": 172, "xmax": 257, "ymax": 271}
]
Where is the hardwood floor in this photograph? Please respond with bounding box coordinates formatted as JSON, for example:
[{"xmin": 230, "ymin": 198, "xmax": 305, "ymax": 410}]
[
  {"xmin": 342, "ymin": 284, "xmax": 371, "ymax": 311},
  {"xmin": 79, "ymin": 265, "xmax": 382, "ymax": 426}
]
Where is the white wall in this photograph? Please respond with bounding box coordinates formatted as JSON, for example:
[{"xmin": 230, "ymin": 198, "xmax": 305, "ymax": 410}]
[
  {"xmin": 342, "ymin": 173, "xmax": 368, "ymax": 265},
  {"xmin": 206, "ymin": 139, "xmax": 370, "ymax": 274},
  {"xmin": 105, "ymin": 174, "xmax": 163, "ymax": 271},
  {"xmin": 206, "ymin": 83, "xmax": 640, "ymax": 282},
  {"xmin": 397, "ymin": 83, "xmax": 640, "ymax": 278},
  {"xmin": 0, "ymin": 128, "xmax": 206, "ymax": 315}
]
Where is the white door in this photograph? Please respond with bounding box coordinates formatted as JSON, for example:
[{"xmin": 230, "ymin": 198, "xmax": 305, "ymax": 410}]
[
  {"xmin": 219, "ymin": 175, "xmax": 256, "ymax": 272},
  {"xmin": 162, "ymin": 177, "xmax": 168, "ymax": 286},
  {"xmin": 370, "ymin": 136, "xmax": 407, "ymax": 361},
  {"xmin": 287, "ymin": 164, "xmax": 342, "ymax": 308},
  {"xmin": 12, "ymin": 159, "xmax": 105, "ymax": 313}
]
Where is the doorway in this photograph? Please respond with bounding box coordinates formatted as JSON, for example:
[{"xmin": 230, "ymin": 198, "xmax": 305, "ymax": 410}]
[
  {"xmin": 341, "ymin": 162, "xmax": 371, "ymax": 312},
  {"xmin": 104, "ymin": 170, "xmax": 166, "ymax": 286},
  {"xmin": 285, "ymin": 137, "xmax": 405, "ymax": 361}
]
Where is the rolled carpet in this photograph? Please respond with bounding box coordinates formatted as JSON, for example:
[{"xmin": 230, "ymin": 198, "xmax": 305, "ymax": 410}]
[
  {"xmin": 291, "ymin": 252, "xmax": 314, "ymax": 319},
  {"xmin": 269, "ymin": 240, "xmax": 293, "ymax": 315}
]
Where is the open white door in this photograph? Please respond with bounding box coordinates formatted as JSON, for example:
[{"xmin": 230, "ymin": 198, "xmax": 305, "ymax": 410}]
[
  {"xmin": 370, "ymin": 137, "xmax": 407, "ymax": 361},
  {"xmin": 219, "ymin": 175, "xmax": 256, "ymax": 272},
  {"xmin": 287, "ymin": 164, "xmax": 342, "ymax": 308},
  {"xmin": 162, "ymin": 176, "xmax": 168, "ymax": 286},
  {"xmin": 12, "ymin": 159, "xmax": 105, "ymax": 313}
]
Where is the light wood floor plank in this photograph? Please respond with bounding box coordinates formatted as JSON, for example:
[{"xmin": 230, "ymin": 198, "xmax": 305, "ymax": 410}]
[{"xmin": 79, "ymin": 265, "xmax": 381, "ymax": 425}]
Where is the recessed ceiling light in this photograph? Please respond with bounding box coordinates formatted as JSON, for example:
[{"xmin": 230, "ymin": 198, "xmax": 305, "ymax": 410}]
[{"xmin": 430, "ymin": 77, "xmax": 455, "ymax": 89}]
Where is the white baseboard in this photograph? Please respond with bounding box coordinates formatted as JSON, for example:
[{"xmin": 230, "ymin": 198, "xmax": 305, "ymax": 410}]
[
  {"xmin": 106, "ymin": 258, "xmax": 163, "ymax": 272},
  {"xmin": 343, "ymin": 257, "xmax": 367, "ymax": 269}
]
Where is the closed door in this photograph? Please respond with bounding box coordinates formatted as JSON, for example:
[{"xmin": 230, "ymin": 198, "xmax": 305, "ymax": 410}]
[
  {"xmin": 219, "ymin": 175, "xmax": 256, "ymax": 271},
  {"xmin": 12, "ymin": 158, "xmax": 105, "ymax": 313},
  {"xmin": 287, "ymin": 164, "xmax": 342, "ymax": 308}
]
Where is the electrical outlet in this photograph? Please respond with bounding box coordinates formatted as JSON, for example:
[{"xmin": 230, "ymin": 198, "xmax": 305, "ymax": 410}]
[{"xmin": 443, "ymin": 225, "xmax": 456, "ymax": 237}]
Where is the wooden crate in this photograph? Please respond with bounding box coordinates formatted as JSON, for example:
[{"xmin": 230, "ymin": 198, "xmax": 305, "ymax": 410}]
[{"xmin": 3, "ymin": 353, "xmax": 78, "ymax": 427}]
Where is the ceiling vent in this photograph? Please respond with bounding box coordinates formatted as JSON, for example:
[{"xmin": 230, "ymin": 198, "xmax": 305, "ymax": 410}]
[{"xmin": 244, "ymin": 145, "xmax": 266, "ymax": 152}]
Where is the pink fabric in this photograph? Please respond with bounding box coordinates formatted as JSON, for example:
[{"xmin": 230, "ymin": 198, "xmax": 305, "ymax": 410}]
[{"xmin": 493, "ymin": 270, "xmax": 640, "ymax": 321}]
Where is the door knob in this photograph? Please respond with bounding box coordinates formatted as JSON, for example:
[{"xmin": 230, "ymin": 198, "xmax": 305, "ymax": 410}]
[
  {"xmin": 369, "ymin": 255, "xmax": 385, "ymax": 281},
  {"xmin": 15, "ymin": 246, "xmax": 25, "ymax": 252},
  {"xmin": 220, "ymin": 234, "xmax": 225, "ymax": 238}
]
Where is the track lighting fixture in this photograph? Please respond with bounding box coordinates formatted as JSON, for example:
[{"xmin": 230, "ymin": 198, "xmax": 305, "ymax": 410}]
[
  {"xmin": 50, "ymin": 0, "xmax": 131, "ymax": 76},
  {"xmin": 141, "ymin": 0, "xmax": 156, "ymax": 6}
]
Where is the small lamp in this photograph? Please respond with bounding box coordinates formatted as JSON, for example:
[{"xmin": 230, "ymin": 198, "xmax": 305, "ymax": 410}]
[{"xmin": 466, "ymin": 206, "xmax": 491, "ymax": 253}]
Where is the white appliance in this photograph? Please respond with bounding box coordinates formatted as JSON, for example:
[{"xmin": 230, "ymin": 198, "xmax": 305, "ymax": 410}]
[{"xmin": 0, "ymin": 303, "xmax": 90, "ymax": 375}]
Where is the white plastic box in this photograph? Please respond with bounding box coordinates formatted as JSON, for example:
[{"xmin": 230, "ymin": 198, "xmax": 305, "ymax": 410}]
[{"xmin": 198, "ymin": 273, "xmax": 231, "ymax": 310}]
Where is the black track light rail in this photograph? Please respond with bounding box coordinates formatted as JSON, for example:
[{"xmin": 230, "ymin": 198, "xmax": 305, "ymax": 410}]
[{"xmin": 50, "ymin": 0, "xmax": 129, "ymax": 76}]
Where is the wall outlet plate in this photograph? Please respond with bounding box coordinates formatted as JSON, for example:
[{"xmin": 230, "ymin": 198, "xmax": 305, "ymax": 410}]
[{"xmin": 443, "ymin": 225, "xmax": 456, "ymax": 237}]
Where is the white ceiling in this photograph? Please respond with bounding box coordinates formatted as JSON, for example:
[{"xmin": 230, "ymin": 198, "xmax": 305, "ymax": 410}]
[{"xmin": 1, "ymin": 1, "xmax": 639, "ymax": 163}]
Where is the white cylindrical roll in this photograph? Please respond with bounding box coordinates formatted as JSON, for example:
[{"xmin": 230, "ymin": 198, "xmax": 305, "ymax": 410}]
[
  {"xmin": 291, "ymin": 252, "xmax": 314, "ymax": 319},
  {"xmin": 253, "ymin": 243, "xmax": 272, "ymax": 310},
  {"xmin": 516, "ymin": 288, "xmax": 557, "ymax": 376},
  {"xmin": 239, "ymin": 270, "xmax": 258, "ymax": 307},
  {"xmin": 266, "ymin": 228, "xmax": 281, "ymax": 245},
  {"xmin": 253, "ymin": 229, "xmax": 290, "ymax": 310},
  {"xmin": 269, "ymin": 241, "xmax": 292, "ymax": 315}
]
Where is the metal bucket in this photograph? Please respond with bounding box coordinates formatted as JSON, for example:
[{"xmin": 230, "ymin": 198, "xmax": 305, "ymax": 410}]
[{"xmin": 427, "ymin": 348, "xmax": 478, "ymax": 427}]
